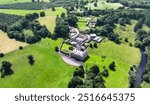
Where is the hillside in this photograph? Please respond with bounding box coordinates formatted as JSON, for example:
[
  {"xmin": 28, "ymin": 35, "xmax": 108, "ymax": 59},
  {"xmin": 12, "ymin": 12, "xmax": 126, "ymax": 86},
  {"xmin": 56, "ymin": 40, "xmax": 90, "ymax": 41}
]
[{"xmin": 0, "ymin": 38, "xmax": 74, "ymax": 88}]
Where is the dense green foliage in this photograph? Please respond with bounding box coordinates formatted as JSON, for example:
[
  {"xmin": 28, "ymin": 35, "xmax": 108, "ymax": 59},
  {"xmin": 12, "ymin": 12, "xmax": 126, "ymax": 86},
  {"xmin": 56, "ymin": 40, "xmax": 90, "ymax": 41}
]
[
  {"xmin": 0, "ymin": 2, "xmax": 48, "ymax": 10},
  {"xmin": 0, "ymin": 13, "xmax": 23, "ymax": 32},
  {"xmin": 54, "ymin": 16, "xmax": 69, "ymax": 38},
  {"xmin": 68, "ymin": 65, "xmax": 105, "ymax": 88},
  {"xmin": 0, "ymin": 61, "xmax": 14, "ymax": 78},
  {"xmin": 50, "ymin": 0, "xmax": 79, "ymax": 7},
  {"xmin": 0, "ymin": 12, "xmax": 51, "ymax": 44}
]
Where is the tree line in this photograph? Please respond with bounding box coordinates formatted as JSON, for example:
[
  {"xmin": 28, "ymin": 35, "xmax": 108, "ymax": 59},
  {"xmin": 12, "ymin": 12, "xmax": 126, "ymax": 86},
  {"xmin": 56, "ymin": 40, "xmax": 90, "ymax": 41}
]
[
  {"xmin": 0, "ymin": 13, "xmax": 23, "ymax": 32},
  {"xmin": 0, "ymin": 2, "xmax": 48, "ymax": 10},
  {"xmin": 54, "ymin": 13, "xmax": 78, "ymax": 39},
  {"xmin": 68, "ymin": 62, "xmax": 116, "ymax": 88}
]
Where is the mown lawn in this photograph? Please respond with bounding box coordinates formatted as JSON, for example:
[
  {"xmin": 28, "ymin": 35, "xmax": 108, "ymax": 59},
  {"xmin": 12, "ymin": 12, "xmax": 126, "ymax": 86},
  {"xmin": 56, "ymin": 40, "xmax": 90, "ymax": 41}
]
[
  {"xmin": 0, "ymin": 0, "xmax": 50, "ymax": 4},
  {"xmin": 85, "ymin": 40, "xmax": 141, "ymax": 88},
  {"xmin": 0, "ymin": 38, "xmax": 74, "ymax": 88},
  {"xmin": 77, "ymin": 17, "xmax": 89, "ymax": 31},
  {"xmin": 0, "ymin": 7, "xmax": 66, "ymax": 16},
  {"xmin": 86, "ymin": 0, "xmax": 123, "ymax": 10}
]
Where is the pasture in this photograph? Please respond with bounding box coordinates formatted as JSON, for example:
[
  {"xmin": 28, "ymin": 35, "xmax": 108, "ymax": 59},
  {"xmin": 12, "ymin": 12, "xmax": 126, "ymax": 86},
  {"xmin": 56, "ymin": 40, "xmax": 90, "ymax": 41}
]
[
  {"xmin": 0, "ymin": 31, "xmax": 27, "ymax": 54},
  {"xmin": 0, "ymin": 7, "xmax": 66, "ymax": 16},
  {"xmin": 86, "ymin": 0, "xmax": 123, "ymax": 10},
  {"xmin": 85, "ymin": 40, "xmax": 141, "ymax": 87},
  {"xmin": 0, "ymin": 38, "xmax": 74, "ymax": 88},
  {"xmin": 114, "ymin": 20, "xmax": 137, "ymax": 45},
  {"xmin": 0, "ymin": 0, "xmax": 50, "ymax": 4}
]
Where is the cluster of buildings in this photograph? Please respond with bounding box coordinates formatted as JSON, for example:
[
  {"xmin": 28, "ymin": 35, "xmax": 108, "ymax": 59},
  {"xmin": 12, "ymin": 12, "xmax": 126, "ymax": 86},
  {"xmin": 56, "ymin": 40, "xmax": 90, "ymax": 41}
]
[{"xmin": 63, "ymin": 27, "xmax": 103, "ymax": 61}]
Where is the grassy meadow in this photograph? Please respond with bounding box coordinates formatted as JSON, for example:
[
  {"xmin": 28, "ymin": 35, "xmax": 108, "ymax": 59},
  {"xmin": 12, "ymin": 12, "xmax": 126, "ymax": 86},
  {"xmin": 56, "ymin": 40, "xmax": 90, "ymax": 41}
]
[
  {"xmin": 38, "ymin": 16, "xmax": 56, "ymax": 32},
  {"xmin": 0, "ymin": 0, "xmax": 50, "ymax": 4},
  {"xmin": 0, "ymin": 31, "xmax": 28, "ymax": 54},
  {"xmin": 114, "ymin": 20, "xmax": 137, "ymax": 45},
  {"xmin": 0, "ymin": 7, "xmax": 66, "ymax": 16},
  {"xmin": 86, "ymin": 0, "xmax": 123, "ymax": 10},
  {"xmin": 0, "ymin": 38, "xmax": 74, "ymax": 88},
  {"xmin": 77, "ymin": 17, "xmax": 89, "ymax": 31},
  {"xmin": 85, "ymin": 40, "xmax": 141, "ymax": 87}
]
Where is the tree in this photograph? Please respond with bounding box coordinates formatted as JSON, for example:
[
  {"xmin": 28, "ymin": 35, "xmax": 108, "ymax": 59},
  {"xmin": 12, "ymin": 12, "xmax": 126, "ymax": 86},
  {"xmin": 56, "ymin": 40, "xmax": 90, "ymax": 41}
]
[
  {"xmin": 128, "ymin": 69, "xmax": 136, "ymax": 88},
  {"xmin": 33, "ymin": 12, "xmax": 39, "ymax": 19},
  {"xmin": 28, "ymin": 55, "xmax": 34, "ymax": 65},
  {"xmin": 93, "ymin": 43, "xmax": 98, "ymax": 48},
  {"xmin": 0, "ymin": 61, "xmax": 14, "ymax": 78},
  {"xmin": 67, "ymin": 14, "xmax": 78, "ymax": 27},
  {"xmin": 0, "ymin": 53, "xmax": 4, "ymax": 58},
  {"xmin": 40, "ymin": 12, "xmax": 45, "ymax": 17},
  {"xmin": 134, "ymin": 18, "xmax": 144, "ymax": 32},
  {"xmin": 145, "ymin": 18, "xmax": 150, "ymax": 27},
  {"xmin": 118, "ymin": 18, "xmax": 125, "ymax": 26},
  {"xmin": 143, "ymin": 37, "xmax": 150, "ymax": 46},
  {"xmin": 73, "ymin": 66, "xmax": 85, "ymax": 78},
  {"xmin": 89, "ymin": 43, "xmax": 93, "ymax": 48},
  {"xmin": 94, "ymin": 2, "xmax": 97, "ymax": 7},
  {"xmin": 134, "ymin": 40, "xmax": 143, "ymax": 48},
  {"xmin": 109, "ymin": 61, "xmax": 116, "ymax": 70},
  {"xmin": 61, "ymin": 12, "xmax": 66, "ymax": 19},
  {"xmin": 19, "ymin": 46, "xmax": 23, "ymax": 50},
  {"xmin": 102, "ymin": 69, "xmax": 109, "ymax": 77},
  {"xmin": 68, "ymin": 76, "xmax": 83, "ymax": 88},
  {"xmin": 94, "ymin": 75, "xmax": 105, "ymax": 88},
  {"xmin": 124, "ymin": 38, "xmax": 128, "ymax": 42},
  {"xmin": 54, "ymin": 17, "xmax": 69, "ymax": 38},
  {"xmin": 55, "ymin": 46, "xmax": 59, "ymax": 52},
  {"xmin": 90, "ymin": 64, "xmax": 100, "ymax": 75},
  {"xmin": 32, "ymin": 0, "xmax": 35, "ymax": 2},
  {"xmin": 52, "ymin": 7, "xmax": 56, "ymax": 11}
]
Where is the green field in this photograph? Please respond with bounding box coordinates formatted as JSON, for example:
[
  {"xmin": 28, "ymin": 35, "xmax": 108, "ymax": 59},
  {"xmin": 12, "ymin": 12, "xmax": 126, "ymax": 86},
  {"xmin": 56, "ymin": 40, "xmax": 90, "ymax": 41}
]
[
  {"xmin": 114, "ymin": 20, "xmax": 137, "ymax": 45},
  {"xmin": 0, "ymin": 7, "xmax": 66, "ymax": 33},
  {"xmin": 0, "ymin": 38, "xmax": 74, "ymax": 88},
  {"xmin": 85, "ymin": 40, "xmax": 141, "ymax": 87},
  {"xmin": 86, "ymin": 0, "xmax": 123, "ymax": 10},
  {"xmin": 77, "ymin": 17, "xmax": 89, "ymax": 31},
  {"xmin": 38, "ymin": 16, "xmax": 56, "ymax": 32},
  {"xmin": 0, "ymin": 7, "xmax": 66, "ymax": 16},
  {"xmin": 0, "ymin": 0, "xmax": 50, "ymax": 4}
]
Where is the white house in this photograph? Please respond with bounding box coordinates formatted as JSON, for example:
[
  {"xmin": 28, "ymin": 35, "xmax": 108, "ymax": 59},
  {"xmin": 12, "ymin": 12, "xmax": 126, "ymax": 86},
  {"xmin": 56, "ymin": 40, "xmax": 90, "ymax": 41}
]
[{"xmin": 70, "ymin": 48, "xmax": 88, "ymax": 61}]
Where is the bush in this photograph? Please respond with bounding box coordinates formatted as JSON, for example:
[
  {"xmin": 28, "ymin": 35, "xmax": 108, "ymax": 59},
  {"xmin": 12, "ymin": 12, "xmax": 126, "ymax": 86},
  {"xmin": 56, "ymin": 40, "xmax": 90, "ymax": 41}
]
[
  {"xmin": 19, "ymin": 46, "xmax": 23, "ymax": 50},
  {"xmin": 73, "ymin": 67, "xmax": 85, "ymax": 78},
  {"xmin": 0, "ymin": 53, "xmax": 4, "ymax": 58},
  {"xmin": 109, "ymin": 61, "xmax": 116, "ymax": 71},
  {"xmin": 102, "ymin": 69, "xmax": 109, "ymax": 77},
  {"xmin": 55, "ymin": 46, "xmax": 59, "ymax": 52},
  {"xmin": 90, "ymin": 64, "xmax": 100, "ymax": 75},
  {"xmin": 68, "ymin": 76, "xmax": 83, "ymax": 88},
  {"xmin": 124, "ymin": 38, "xmax": 128, "ymax": 42},
  {"xmin": 28, "ymin": 55, "xmax": 34, "ymax": 65},
  {"xmin": 89, "ymin": 43, "xmax": 93, "ymax": 48},
  {"xmin": 52, "ymin": 7, "xmax": 56, "ymax": 11},
  {"xmin": 40, "ymin": 12, "xmax": 45, "ymax": 17},
  {"xmin": 94, "ymin": 43, "xmax": 98, "ymax": 48}
]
